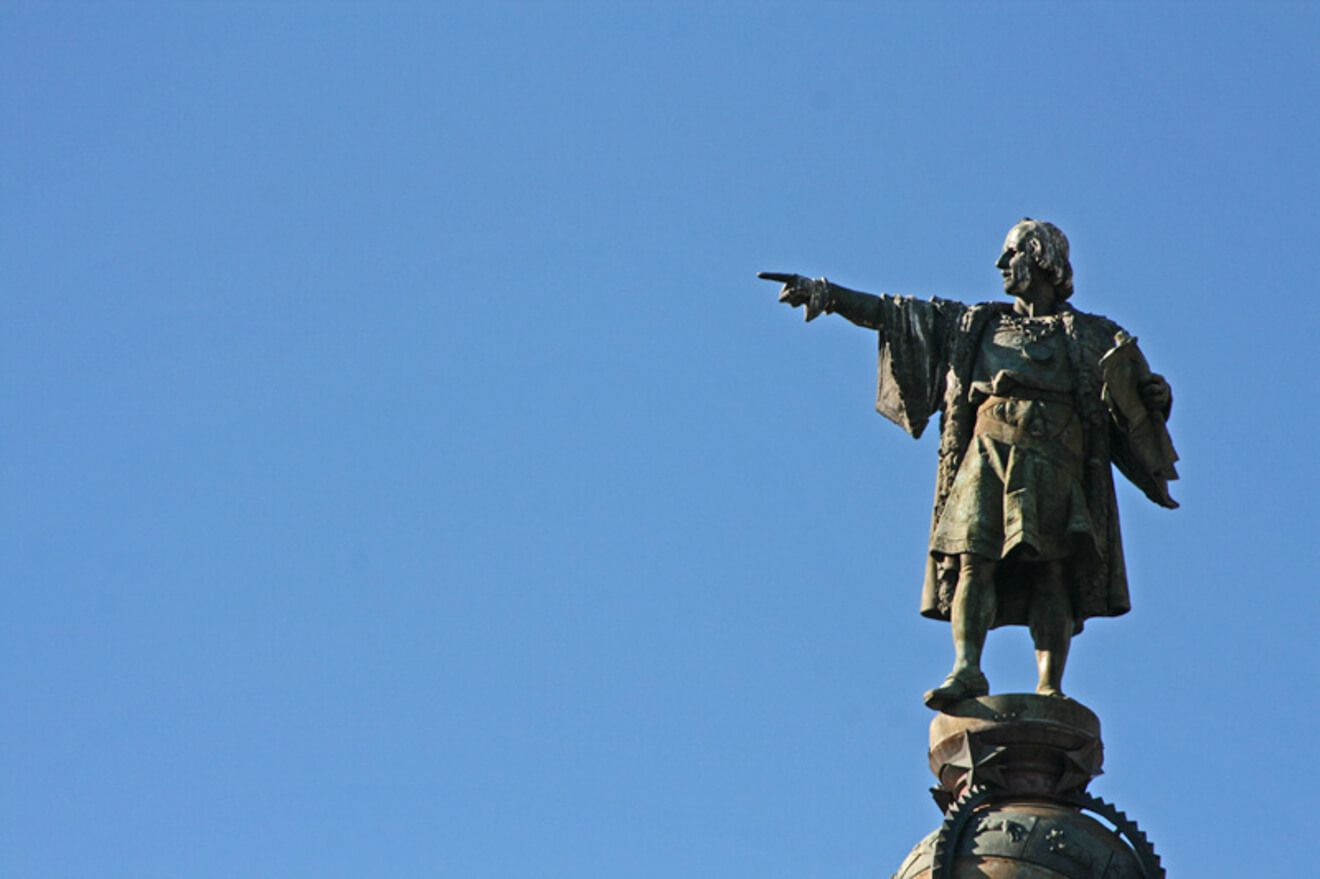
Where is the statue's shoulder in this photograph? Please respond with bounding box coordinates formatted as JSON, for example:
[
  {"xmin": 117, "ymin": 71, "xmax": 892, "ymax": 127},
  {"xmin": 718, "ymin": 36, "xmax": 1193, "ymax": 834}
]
[
  {"xmin": 876, "ymin": 294, "xmax": 970, "ymax": 330},
  {"xmin": 1062, "ymin": 304, "xmax": 1125, "ymax": 342},
  {"xmin": 962, "ymin": 300, "xmax": 1012, "ymax": 330},
  {"xmin": 1058, "ymin": 305, "xmax": 1135, "ymax": 380}
]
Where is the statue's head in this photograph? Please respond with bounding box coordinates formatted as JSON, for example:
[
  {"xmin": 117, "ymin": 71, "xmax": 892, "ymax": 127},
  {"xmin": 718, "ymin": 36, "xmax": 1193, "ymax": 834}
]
[{"xmin": 997, "ymin": 218, "xmax": 1074, "ymax": 301}]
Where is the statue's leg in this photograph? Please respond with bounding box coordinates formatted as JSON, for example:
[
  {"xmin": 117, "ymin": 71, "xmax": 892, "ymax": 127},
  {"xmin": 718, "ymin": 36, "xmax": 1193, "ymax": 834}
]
[
  {"xmin": 952, "ymin": 552, "xmax": 996, "ymax": 676},
  {"xmin": 924, "ymin": 553, "xmax": 995, "ymax": 709},
  {"xmin": 1029, "ymin": 560, "xmax": 1073, "ymax": 698}
]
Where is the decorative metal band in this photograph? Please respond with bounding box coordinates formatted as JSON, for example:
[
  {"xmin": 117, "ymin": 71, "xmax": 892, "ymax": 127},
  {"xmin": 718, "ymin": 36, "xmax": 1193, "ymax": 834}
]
[
  {"xmin": 929, "ymin": 784, "xmax": 994, "ymax": 879},
  {"xmin": 1066, "ymin": 791, "xmax": 1165, "ymax": 879}
]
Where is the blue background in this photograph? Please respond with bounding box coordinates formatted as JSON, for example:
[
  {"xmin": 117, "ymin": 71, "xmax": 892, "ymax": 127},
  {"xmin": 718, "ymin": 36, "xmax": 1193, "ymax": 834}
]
[{"xmin": 3, "ymin": 2, "xmax": 1316, "ymax": 875}]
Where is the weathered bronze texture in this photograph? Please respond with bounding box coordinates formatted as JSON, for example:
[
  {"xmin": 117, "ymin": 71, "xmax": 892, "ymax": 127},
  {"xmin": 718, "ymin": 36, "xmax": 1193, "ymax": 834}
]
[{"xmin": 763, "ymin": 219, "xmax": 1178, "ymax": 708}]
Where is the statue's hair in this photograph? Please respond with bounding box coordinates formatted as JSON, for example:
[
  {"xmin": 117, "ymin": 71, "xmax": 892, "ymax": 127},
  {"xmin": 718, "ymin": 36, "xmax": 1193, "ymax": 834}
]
[{"xmin": 1016, "ymin": 218, "xmax": 1074, "ymax": 300}]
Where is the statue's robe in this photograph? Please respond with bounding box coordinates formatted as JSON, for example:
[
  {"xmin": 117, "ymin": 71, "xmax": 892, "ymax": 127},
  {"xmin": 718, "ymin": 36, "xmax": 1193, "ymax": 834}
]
[{"xmin": 872, "ymin": 296, "xmax": 1176, "ymax": 632}]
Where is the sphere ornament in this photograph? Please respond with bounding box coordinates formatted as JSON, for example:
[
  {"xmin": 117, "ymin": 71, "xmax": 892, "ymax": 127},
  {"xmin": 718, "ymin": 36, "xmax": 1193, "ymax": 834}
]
[{"xmin": 892, "ymin": 695, "xmax": 1163, "ymax": 879}]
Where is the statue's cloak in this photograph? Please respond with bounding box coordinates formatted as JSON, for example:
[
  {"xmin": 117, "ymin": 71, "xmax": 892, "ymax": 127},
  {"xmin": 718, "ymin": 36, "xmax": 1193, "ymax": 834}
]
[{"xmin": 872, "ymin": 296, "xmax": 1174, "ymax": 632}]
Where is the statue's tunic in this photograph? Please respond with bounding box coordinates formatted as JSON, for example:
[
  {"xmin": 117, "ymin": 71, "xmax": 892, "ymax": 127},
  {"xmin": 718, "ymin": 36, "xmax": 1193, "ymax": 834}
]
[
  {"xmin": 930, "ymin": 313, "xmax": 1094, "ymax": 565},
  {"xmin": 870, "ymin": 296, "xmax": 1170, "ymax": 632}
]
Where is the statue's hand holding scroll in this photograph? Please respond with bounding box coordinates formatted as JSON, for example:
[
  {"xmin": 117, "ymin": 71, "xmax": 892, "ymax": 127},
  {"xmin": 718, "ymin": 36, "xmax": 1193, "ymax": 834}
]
[{"xmin": 759, "ymin": 272, "xmax": 832, "ymax": 322}]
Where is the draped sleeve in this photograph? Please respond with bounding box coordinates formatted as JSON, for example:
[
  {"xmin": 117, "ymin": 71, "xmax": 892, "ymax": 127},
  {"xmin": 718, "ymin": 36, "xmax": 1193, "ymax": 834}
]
[{"xmin": 874, "ymin": 296, "xmax": 967, "ymax": 439}]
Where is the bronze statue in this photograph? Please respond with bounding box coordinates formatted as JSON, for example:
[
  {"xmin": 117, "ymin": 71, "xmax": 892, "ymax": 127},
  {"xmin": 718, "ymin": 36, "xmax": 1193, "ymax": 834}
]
[{"xmin": 762, "ymin": 219, "xmax": 1178, "ymax": 710}]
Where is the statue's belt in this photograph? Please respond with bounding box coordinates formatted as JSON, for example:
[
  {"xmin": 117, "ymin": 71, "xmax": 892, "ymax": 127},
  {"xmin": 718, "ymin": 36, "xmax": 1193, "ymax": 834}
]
[{"xmin": 973, "ymin": 395, "xmax": 1084, "ymax": 473}]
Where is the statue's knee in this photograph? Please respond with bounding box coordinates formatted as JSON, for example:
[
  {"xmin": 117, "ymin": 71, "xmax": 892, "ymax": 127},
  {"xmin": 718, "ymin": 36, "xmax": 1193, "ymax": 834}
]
[{"xmin": 958, "ymin": 552, "xmax": 996, "ymax": 584}]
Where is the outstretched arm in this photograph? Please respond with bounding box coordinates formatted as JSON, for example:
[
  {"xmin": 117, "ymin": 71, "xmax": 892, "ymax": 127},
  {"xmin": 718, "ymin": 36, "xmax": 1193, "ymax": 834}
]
[
  {"xmin": 763, "ymin": 272, "xmax": 965, "ymax": 438},
  {"xmin": 758, "ymin": 272, "xmax": 884, "ymax": 329}
]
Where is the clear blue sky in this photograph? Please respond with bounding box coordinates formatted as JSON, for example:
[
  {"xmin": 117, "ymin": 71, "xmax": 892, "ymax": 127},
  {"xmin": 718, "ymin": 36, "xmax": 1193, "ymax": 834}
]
[{"xmin": 3, "ymin": 2, "xmax": 1317, "ymax": 876}]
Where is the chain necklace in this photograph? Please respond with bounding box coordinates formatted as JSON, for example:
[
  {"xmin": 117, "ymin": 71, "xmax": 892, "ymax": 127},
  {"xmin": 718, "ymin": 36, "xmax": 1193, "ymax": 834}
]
[
  {"xmin": 1000, "ymin": 311, "xmax": 1063, "ymax": 342},
  {"xmin": 999, "ymin": 312, "xmax": 1063, "ymax": 362}
]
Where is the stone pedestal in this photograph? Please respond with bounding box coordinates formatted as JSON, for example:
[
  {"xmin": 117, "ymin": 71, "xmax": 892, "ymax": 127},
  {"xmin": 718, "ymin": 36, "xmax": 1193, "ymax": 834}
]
[
  {"xmin": 928, "ymin": 694, "xmax": 1103, "ymax": 808},
  {"xmin": 892, "ymin": 695, "xmax": 1162, "ymax": 879}
]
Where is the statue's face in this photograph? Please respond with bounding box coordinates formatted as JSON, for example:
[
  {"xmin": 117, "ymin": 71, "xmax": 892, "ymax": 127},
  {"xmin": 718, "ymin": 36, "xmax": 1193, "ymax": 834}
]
[{"xmin": 996, "ymin": 225, "xmax": 1038, "ymax": 298}]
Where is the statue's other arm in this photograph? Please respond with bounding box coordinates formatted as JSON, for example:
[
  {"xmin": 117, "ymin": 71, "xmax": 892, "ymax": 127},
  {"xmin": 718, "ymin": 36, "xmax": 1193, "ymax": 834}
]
[
  {"xmin": 758, "ymin": 272, "xmax": 883, "ymax": 329},
  {"xmin": 1100, "ymin": 335, "xmax": 1179, "ymax": 509}
]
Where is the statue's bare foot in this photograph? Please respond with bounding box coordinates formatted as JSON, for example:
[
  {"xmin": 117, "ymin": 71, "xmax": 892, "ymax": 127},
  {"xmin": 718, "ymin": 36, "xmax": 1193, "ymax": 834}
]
[
  {"xmin": 1036, "ymin": 686, "xmax": 1069, "ymax": 699},
  {"xmin": 923, "ymin": 668, "xmax": 989, "ymax": 710}
]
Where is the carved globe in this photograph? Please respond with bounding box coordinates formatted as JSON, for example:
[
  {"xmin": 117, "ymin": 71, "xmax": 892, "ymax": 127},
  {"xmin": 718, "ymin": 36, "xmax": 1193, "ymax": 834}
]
[{"xmin": 892, "ymin": 798, "xmax": 1147, "ymax": 879}]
